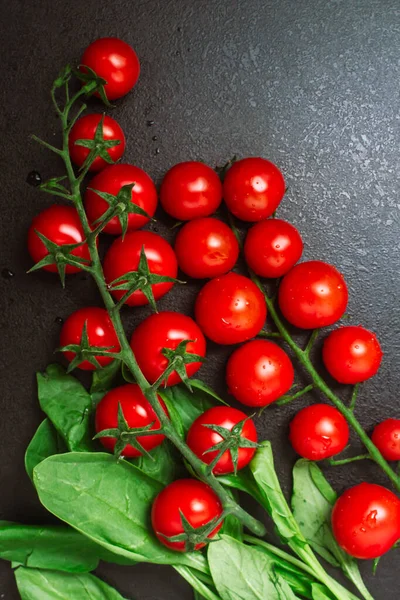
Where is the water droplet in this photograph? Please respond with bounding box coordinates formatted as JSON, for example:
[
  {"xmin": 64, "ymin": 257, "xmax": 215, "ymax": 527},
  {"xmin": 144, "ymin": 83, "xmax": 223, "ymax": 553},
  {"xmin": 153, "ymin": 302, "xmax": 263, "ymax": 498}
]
[
  {"xmin": 152, "ymin": 135, "xmax": 158, "ymax": 141},
  {"xmin": 55, "ymin": 317, "xmax": 64, "ymax": 325},
  {"xmin": 147, "ymin": 120, "xmax": 155, "ymax": 127},
  {"xmin": 26, "ymin": 170, "xmax": 42, "ymax": 187},
  {"xmin": 2, "ymin": 268, "xmax": 14, "ymax": 279},
  {"xmin": 154, "ymin": 148, "xmax": 160, "ymax": 155}
]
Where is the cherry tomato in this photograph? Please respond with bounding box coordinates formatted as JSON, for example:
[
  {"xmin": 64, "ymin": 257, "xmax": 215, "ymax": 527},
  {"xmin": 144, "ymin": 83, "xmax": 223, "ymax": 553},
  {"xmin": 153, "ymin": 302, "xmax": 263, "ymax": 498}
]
[
  {"xmin": 81, "ymin": 37, "xmax": 140, "ymax": 101},
  {"xmin": 27, "ymin": 205, "xmax": 90, "ymax": 274},
  {"xmin": 226, "ymin": 339, "xmax": 294, "ymax": 407},
  {"xmin": 332, "ymin": 483, "xmax": 400, "ymax": 559},
  {"xmin": 95, "ymin": 384, "xmax": 168, "ymax": 457},
  {"xmin": 103, "ymin": 231, "xmax": 177, "ymax": 307},
  {"xmin": 68, "ymin": 114, "xmax": 125, "ymax": 172},
  {"xmin": 186, "ymin": 406, "xmax": 258, "ymax": 475},
  {"xmin": 60, "ymin": 307, "xmax": 120, "ymax": 370},
  {"xmin": 278, "ymin": 261, "xmax": 348, "ymax": 329},
  {"xmin": 175, "ymin": 218, "xmax": 239, "ymax": 279},
  {"xmin": 322, "ymin": 326, "xmax": 382, "ymax": 384},
  {"xmin": 372, "ymin": 419, "xmax": 400, "ymax": 461},
  {"xmin": 195, "ymin": 273, "xmax": 267, "ymax": 345},
  {"xmin": 85, "ymin": 164, "xmax": 157, "ymax": 235},
  {"xmin": 223, "ymin": 157, "xmax": 285, "ymax": 222},
  {"xmin": 289, "ymin": 404, "xmax": 349, "ymax": 460},
  {"xmin": 244, "ymin": 219, "xmax": 303, "ymax": 278},
  {"xmin": 130, "ymin": 311, "xmax": 206, "ymax": 386},
  {"xmin": 151, "ymin": 479, "xmax": 223, "ymax": 552},
  {"xmin": 160, "ymin": 162, "xmax": 222, "ymax": 220}
]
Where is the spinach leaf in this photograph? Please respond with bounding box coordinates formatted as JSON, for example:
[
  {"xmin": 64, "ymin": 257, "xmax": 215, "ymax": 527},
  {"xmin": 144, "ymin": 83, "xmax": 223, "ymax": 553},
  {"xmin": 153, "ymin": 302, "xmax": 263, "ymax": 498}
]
[
  {"xmin": 190, "ymin": 379, "xmax": 226, "ymax": 404},
  {"xmin": 37, "ymin": 364, "xmax": 93, "ymax": 452},
  {"xmin": 33, "ymin": 452, "xmax": 207, "ymax": 572},
  {"xmin": 90, "ymin": 359, "xmax": 121, "ymax": 397},
  {"xmin": 14, "ymin": 566, "xmax": 128, "ymax": 600},
  {"xmin": 25, "ymin": 419, "xmax": 66, "ymax": 481},
  {"xmin": 292, "ymin": 460, "xmax": 372, "ymax": 600},
  {"xmin": 160, "ymin": 383, "xmax": 215, "ymax": 436},
  {"xmin": 311, "ymin": 583, "xmax": 335, "ymax": 600},
  {"xmin": 132, "ymin": 440, "xmax": 182, "ymax": 486}
]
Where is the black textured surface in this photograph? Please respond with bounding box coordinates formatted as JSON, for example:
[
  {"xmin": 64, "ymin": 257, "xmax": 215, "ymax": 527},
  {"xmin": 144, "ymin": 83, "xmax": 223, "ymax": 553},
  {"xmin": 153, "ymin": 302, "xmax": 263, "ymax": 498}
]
[{"xmin": 1, "ymin": 1, "xmax": 399, "ymax": 598}]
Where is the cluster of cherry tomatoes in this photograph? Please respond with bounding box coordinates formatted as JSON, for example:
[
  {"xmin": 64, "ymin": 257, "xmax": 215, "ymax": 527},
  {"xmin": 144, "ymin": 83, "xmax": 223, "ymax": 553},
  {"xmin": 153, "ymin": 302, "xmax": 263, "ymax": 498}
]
[{"xmin": 28, "ymin": 37, "xmax": 400, "ymax": 559}]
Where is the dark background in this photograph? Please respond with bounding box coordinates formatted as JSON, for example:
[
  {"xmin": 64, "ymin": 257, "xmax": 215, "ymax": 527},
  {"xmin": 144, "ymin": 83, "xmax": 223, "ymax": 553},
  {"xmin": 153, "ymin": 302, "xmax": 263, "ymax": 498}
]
[{"xmin": 1, "ymin": 0, "xmax": 399, "ymax": 598}]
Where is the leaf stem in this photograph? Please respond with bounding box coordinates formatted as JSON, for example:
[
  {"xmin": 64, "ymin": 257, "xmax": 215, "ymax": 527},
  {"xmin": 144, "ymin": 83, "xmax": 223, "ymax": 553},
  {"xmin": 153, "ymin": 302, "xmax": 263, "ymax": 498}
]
[
  {"xmin": 275, "ymin": 384, "xmax": 314, "ymax": 406},
  {"xmin": 328, "ymin": 454, "xmax": 370, "ymax": 466},
  {"xmin": 349, "ymin": 384, "xmax": 359, "ymax": 411}
]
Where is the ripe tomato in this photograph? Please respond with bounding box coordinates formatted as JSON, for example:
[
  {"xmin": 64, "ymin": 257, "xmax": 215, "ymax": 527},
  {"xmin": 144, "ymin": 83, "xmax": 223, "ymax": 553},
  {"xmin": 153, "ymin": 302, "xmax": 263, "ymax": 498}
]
[
  {"xmin": 289, "ymin": 404, "xmax": 349, "ymax": 460},
  {"xmin": 174, "ymin": 218, "xmax": 239, "ymax": 279},
  {"xmin": 332, "ymin": 483, "xmax": 400, "ymax": 559},
  {"xmin": 160, "ymin": 162, "xmax": 222, "ymax": 220},
  {"xmin": 372, "ymin": 419, "xmax": 400, "ymax": 461},
  {"xmin": 95, "ymin": 384, "xmax": 167, "ymax": 457},
  {"xmin": 130, "ymin": 311, "xmax": 206, "ymax": 386},
  {"xmin": 278, "ymin": 261, "xmax": 348, "ymax": 329},
  {"xmin": 151, "ymin": 479, "xmax": 223, "ymax": 552},
  {"xmin": 195, "ymin": 273, "xmax": 267, "ymax": 345},
  {"xmin": 85, "ymin": 164, "xmax": 157, "ymax": 235},
  {"xmin": 186, "ymin": 406, "xmax": 258, "ymax": 474},
  {"xmin": 322, "ymin": 326, "xmax": 383, "ymax": 384},
  {"xmin": 223, "ymin": 157, "xmax": 285, "ymax": 222},
  {"xmin": 27, "ymin": 205, "xmax": 90, "ymax": 274},
  {"xmin": 226, "ymin": 340, "xmax": 294, "ymax": 407},
  {"xmin": 244, "ymin": 219, "xmax": 303, "ymax": 278},
  {"xmin": 81, "ymin": 37, "xmax": 140, "ymax": 101},
  {"xmin": 103, "ymin": 231, "xmax": 178, "ymax": 307},
  {"xmin": 68, "ymin": 114, "xmax": 125, "ymax": 172},
  {"xmin": 60, "ymin": 307, "xmax": 120, "ymax": 370}
]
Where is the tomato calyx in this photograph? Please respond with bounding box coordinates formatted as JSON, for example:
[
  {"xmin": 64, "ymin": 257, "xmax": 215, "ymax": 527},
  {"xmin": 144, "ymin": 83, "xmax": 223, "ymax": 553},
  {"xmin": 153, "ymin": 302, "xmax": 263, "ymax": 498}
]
[
  {"xmin": 108, "ymin": 246, "xmax": 182, "ymax": 311},
  {"xmin": 38, "ymin": 176, "xmax": 71, "ymax": 199},
  {"xmin": 74, "ymin": 65, "xmax": 112, "ymax": 107},
  {"xmin": 157, "ymin": 509, "xmax": 224, "ymax": 552},
  {"xmin": 202, "ymin": 418, "xmax": 260, "ymax": 475},
  {"xmin": 94, "ymin": 402, "xmax": 162, "ymax": 459},
  {"xmin": 27, "ymin": 231, "xmax": 91, "ymax": 287},
  {"xmin": 89, "ymin": 184, "xmax": 151, "ymax": 237},
  {"xmin": 156, "ymin": 340, "xmax": 206, "ymax": 391},
  {"xmin": 58, "ymin": 321, "xmax": 120, "ymax": 372},
  {"xmin": 53, "ymin": 64, "xmax": 73, "ymax": 89},
  {"xmin": 73, "ymin": 115, "xmax": 121, "ymax": 173},
  {"xmin": 215, "ymin": 155, "xmax": 237, "ymax": 181}
]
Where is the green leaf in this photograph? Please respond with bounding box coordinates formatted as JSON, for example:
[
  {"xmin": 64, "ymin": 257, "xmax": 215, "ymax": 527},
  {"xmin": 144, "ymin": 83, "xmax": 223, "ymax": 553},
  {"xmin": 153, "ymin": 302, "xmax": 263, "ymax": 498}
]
[
  {"xmin": 190, "ymin": 379, "xmax": 227, "ymax": 404},
  {"xmin": 14, "ymin": 566, "xmax": 127, "ymax": 600},
  {"xmin": 25, "ymin": 419, "xmax": 66, "ymax": 481},
  {"xmin": 311, "ymin": 583, "xmax": 335, "ymax": 600},
  {"xmin": 160, "ymin": 382, "xmax": 216, "ymax": 436},
  {"xmin": 37, "ymin": 364, "xmax": 93, "ymax": 452},
  {"xmin": 133, "ymin": 440, "xmax": 182, "ymax": 486},
  {"xmin": 33, "ymin": 452, "xmax": 207, "ymax": 572},
  {"xmin": 90, "ymin": 359, "xmax": 121, "ymax": 395}
]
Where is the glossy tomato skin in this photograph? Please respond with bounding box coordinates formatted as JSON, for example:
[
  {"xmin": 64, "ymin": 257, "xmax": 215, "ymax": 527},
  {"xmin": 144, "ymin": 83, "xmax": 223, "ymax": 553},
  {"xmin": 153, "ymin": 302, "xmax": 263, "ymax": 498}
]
[
  {"xmin": 278, "ymin": 261, "xmax": 348, "ymax": 329},
  {"xmin": 130, "ymin": 311, "xmax": 206, "ymax": 386},
  {"xmin": 187, "ymin": 406, "xmax": 258, "ymax": 474},
  {"xmin": 60, "ymin": 307, "xmax": 120, "ymax": 370},
  {"xmin": 372, "ymin": 419, "xmax": 400, "ymax": 461},
  {"xmin": 322, "ymin": 326, "xmax": 383, "ymax": 384},
  {"xmin": 175, "ymin": 218, "xmax": 239, "ymax": 279},
  {"xmin": 27, "ymin": 205, "xmax": 90, "ymax": 274},
  {"xmin": 226, "ymin": 340, "xmax": 294, "ymax": 407},
  {"xmin": 195, "ymin": 273, "xmax": 267, "ymax": 345},
  {"xmin": 332, "ymin": 483, "xmax": 400, "ymax": 559},
  {"xmin": 151, "ymin": 479, "xmax": 223, "ymax": 552},
  {"xmin": 68, "ymin": 114, "xmax": 125, "ymax": 172},
  {"xmin": 95, "ymin": 384, "xmax": 167, "ymax": 457},
  {"xmin": 81, "ymin": 37, "xmax": 140, "ymax": 100},
  {"xmin": 289, "ymin": 404, "xmax": 349, "ymax": 460},
  {"xmin": 85, "ymin": 164, "xmax": 157, "ymax": 234},
  {"xmin": 223, "ymin": 158, "xmax": 285, "ymax": 222},
  {"xmin": 244, "ymin": 219, "xmax": 303, "ymax": 278},
  {"xmin": 160, "ymin": 162, "xmax": 223, "ymax": 220},
  {"xmin": 103, "ymin": 231, "xmax": 178, "ymax": 306}
]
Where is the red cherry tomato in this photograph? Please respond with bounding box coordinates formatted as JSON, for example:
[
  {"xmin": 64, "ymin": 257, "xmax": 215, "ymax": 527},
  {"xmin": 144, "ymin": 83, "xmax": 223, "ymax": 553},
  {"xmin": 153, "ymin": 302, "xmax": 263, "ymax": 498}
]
[
  {"xmin": 130, "ymin": 311, "xmax": 206, "ymax": 386},
  {"xmin": 244, "ymin": 219, "xmax": 303, "ymax": 278},
  {"xmin": 223, "ymin": 158, "xmax": 285, "ymax": 222},
  {"xmin": 103, "ymin": 231, "xmax": 177, "ymax": 307},
  {"xmin": 160, "ymin": 162, "xmax": 222, "ymax": 220},
  {"xmin": 226, "ymin": 340, "xmax": 294, "ymax": 407},
  {"xmin": 81, "ymin": 37, "xmax": 140, "ymax": 101},
  {"xmin": 332, "ymin": 483, "xmax": 400, "ymax": 559},
  {"xmin": 278, "ymin": 261, "xmax": 348, "ymax": 329},
  {"xmin": 174, "ymin": 218, "xmax": 239, "ymax": 279},
  {"xmin": 322, "ymin": 326, "xmax": 383, "ymax": 384},
  {"xmin": 151, "ymin": 479, "xmax": 223, "ymax": 552},
  {"xmin": 60, "ymin": 307, "xmax": 120, "ymax": 370},
  {"xmin": 95, "ymin": 384, "xmax": 168, "ymax": 457},
  {"xmin": 68, "ymin": 114, "xmax": 125, "ymax": 172},
  {"xmin": 27, "ymin": 205, "xmax": 90, "ymax": 274},
  {"xmin": 85, "ymin": 164, "xmax": 157, "ymax": 235},
  {"xmin": 186, "ymin": 406, "xmax": 258, "ymax": 475},
  {"xmin": 372, "ymin": 419, "xmax": 400, "ymax": 461},
  {"xmin": 289, "ymin": 404, "xmax": 349, "ymax": 460},
  {"xmin": 195, "ymin": 273, "xmax": 267, "ymax": 345}
]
